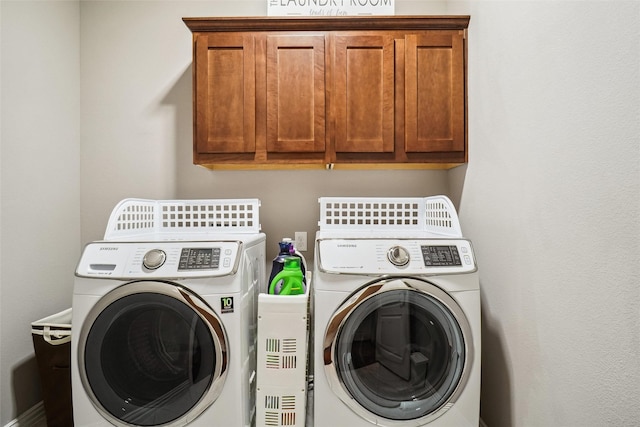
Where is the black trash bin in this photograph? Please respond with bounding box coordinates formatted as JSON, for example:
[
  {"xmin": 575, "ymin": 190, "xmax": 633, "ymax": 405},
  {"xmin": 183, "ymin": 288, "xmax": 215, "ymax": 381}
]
[{"xmin": 31, "ymin": 308, "xmax": 74, "ymax": 427}]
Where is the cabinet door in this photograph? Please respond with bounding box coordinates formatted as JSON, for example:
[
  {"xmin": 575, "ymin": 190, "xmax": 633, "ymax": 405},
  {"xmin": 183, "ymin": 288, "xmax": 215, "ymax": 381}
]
[
  {"xmin": 266, "ymin": 35, "xmax": 326, "ymax": 153},
  {"xmin": 405, "ymin": 32, "xmax": 465, "ymax": 153},
  {"xmin": 194, "ymin": 34, "xmax": 255, "ymax": 154},
  {"xmin": 334, "ymin": 34, "xmax": 395, "ymax": 154}
]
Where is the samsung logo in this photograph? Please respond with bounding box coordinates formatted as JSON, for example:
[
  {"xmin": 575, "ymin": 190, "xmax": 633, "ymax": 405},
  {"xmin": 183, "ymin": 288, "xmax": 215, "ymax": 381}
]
[
  {"xmin": 99, "ymin": 247, "xmax": 118, "ymax": 251},
  {"xmin": 337, "ymin": 244, "xmax": 357, "ymax": 248}
]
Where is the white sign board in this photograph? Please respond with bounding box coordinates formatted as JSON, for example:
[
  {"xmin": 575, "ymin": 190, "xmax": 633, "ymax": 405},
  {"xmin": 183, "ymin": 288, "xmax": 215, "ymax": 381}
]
[{"xmin": 268, "ymin": 0, "xmax": 394, "ymax": 16}]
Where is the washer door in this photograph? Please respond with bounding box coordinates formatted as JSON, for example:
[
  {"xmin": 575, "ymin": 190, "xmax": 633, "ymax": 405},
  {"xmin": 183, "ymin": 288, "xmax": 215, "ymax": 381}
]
[
  {"xmin": 324, "ymin": 277, "xmax": 473, "ymax": 426},
  {"xmin": 78, "ymin": 281, "xmax": 228, "ymax": 427}
]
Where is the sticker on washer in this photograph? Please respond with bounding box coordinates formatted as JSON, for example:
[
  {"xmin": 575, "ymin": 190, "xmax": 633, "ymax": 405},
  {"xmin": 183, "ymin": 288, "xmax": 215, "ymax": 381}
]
[{"xmin": 221, "ymin": 297, "xmax": 234, "ymax": 313}]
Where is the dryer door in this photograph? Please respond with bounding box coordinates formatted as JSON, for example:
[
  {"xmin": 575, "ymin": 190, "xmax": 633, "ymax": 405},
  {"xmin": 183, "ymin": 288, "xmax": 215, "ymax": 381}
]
[
  {"xmin": 323, "ymin": 277, "xmax": 473, "ymax": 425},
  {"xmin": 77, "ymin": 281, "xmax": 228, "ymax": 427}
]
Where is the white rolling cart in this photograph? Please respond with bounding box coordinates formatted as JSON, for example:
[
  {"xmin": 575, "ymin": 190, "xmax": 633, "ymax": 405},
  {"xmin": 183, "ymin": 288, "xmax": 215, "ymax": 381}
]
[{"xmin": 256, "ymin": 271, "xmax": 311, "ymax": 427}]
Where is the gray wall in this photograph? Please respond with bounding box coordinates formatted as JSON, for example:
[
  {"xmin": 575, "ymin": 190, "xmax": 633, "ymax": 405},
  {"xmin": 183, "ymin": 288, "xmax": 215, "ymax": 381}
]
[
  {"xmin": 452, "ymin": 1, "xmax": 640, "ymax": 427},
  {"xmin": 1, "ymin": 0, "xmax": 81, "ymax": 422},
  {"xmin": 1, "ymin": 0, "xmax": 638, "ymax": 426},
  {"xmin": 451, "ymin": 2, "xmax": 640, "ymax": 426}
]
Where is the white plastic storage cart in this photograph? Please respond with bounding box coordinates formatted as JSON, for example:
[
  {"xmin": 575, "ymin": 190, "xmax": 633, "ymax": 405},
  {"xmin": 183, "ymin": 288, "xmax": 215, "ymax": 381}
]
[{"xmin": 256, "ymin": 276, "xmax": 310, "ymax": 427}]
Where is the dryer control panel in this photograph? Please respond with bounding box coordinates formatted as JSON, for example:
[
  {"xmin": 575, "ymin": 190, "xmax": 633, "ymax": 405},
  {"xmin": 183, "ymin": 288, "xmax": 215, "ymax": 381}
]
[
  {"xmin": 76, "ymin": 241, "xmax": 242, "ymax": 279},
  {"xmin": 317, "ymin": 238, "xmax": 476, "ymax": 275}
]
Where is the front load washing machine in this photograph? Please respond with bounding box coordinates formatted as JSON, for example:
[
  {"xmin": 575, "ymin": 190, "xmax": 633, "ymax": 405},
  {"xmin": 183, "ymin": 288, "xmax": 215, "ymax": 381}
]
[
  {"xmin": 313, "ymin": 196, "xmax": 480, "ymax": 427},
  {"xmin": 72, "ymin": 199, "xmax": 265, "ymax": 427}
]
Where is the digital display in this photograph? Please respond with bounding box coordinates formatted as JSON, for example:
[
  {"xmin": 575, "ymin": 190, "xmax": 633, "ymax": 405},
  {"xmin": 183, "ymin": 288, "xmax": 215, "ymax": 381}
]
[
  {"xmin": 421, "ymin": 245, "xmax": 462, "ymax": 267},
  {"xmin": 178, "ymin": 248, "xmax": 221, "ymax": 270}
]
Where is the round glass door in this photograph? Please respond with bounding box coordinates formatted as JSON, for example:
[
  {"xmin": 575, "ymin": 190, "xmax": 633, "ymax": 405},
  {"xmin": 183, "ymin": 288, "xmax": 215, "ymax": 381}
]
[
  {"xmin": 78, "ymin": 281, "xmax": 228, "ymax": 426},
  {"xmin": 324, "ymin": 278, "xmax": 472, "ymax": 424}
]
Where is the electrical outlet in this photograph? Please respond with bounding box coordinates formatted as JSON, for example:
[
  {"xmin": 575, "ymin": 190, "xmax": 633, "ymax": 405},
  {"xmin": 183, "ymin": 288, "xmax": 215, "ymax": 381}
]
[{"xmin": 294, "ymin": 231, "xmax": 307, "ymax": 252}]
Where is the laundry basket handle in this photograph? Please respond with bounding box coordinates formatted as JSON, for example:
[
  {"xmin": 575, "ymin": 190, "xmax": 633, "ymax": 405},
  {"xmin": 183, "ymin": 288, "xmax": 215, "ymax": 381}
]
[{"xmin": 42, "ymin": 326, "xmax": 71, "ymax": 345}]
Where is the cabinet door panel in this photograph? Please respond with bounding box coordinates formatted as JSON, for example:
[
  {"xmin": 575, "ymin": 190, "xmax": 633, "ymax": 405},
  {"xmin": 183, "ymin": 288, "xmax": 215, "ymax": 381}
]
[
  {"xmin": 266, "ymin": 35, "xmax": 325, "ymax": 153},
  {"xmin": 334, "ymin": 35, "xmax": 395, "ymax": 154},
  {"xmin": 195, "ymin": 34, "xmax": 255, "ymax": 153},
  {"xmin": 405, "ymin": 33, "xmax": 464, "ymax": 153}
]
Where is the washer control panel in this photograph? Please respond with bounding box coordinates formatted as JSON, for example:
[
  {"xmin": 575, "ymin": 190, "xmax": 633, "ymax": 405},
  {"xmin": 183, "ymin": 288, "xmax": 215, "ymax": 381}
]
[
  {"xmin": 76, "ymin": 241, "xmax": 241, "ymax": 278},
  {"xmin": 178, "ymin": 247, "xmax": 221, "ymax": 271},
  {"xmin": 422, "ymin": 245, "xmax": 463, "ymax": 267},
  {"xmin": 317, "ymin": 238, "xmax": 476, "ymax": 275}
]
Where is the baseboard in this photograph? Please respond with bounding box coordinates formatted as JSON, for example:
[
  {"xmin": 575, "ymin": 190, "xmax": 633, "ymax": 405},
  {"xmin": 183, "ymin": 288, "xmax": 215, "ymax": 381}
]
[{"xmin": 4, "ymin": 402, "xmax": 46, "ymax": 427}]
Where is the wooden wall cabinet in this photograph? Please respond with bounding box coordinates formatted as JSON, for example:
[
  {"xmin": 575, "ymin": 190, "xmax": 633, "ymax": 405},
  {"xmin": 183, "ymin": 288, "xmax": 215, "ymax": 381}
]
[{"xmin": 183, "ymin": 16, "xmax": 469, "ymax": 169}]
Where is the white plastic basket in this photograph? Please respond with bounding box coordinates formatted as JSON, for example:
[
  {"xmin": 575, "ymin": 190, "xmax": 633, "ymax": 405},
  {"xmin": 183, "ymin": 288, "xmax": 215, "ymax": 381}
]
[
  {"xmin": 318, "ymin": 195, "xmax": 462, "ymax": 237},
  {"xmin": 256, "ymin": 280, "xmax": 310, "ymax": 427},
  {"xmin": 104, "ymin": 198, "xmax": 261, "ymax": 240}
]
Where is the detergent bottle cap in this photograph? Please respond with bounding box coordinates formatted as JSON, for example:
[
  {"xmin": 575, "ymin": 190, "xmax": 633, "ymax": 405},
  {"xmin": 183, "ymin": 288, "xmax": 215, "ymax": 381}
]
[{"xmin": 278, "ymin": 240, "xmax": 293, "ymax": 253}]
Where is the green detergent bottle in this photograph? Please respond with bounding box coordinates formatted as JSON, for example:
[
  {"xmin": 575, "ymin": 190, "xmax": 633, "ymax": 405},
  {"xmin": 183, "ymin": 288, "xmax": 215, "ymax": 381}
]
[{"xmin": 268, "ymin": 256, "xmax": 305, "ymax": 295}]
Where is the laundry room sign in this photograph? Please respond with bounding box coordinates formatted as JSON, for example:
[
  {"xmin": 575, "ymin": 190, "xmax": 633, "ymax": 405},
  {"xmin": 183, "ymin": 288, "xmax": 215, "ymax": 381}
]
[{"xmin": 268, "ymin": 0, "xmax": 394, "ymax": 16}]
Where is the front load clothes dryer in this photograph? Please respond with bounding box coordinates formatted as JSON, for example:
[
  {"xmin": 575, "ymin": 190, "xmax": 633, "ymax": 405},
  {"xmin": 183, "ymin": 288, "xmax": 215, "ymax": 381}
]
[
  {"xmin": 313, "ymin": 196, "xmax": 481, "ymax": 427},
  {"xmin": 71, "ymin": 199, "xmax": 265, "ymax": 427}
]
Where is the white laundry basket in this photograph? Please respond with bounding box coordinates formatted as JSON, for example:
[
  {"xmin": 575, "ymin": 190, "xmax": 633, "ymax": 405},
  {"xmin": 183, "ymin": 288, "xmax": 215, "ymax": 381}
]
[
  {"xmin": 318, "ymin": 195, "xmax": 462, "ymax": 237},
  {"xmin": 256, "ymin": 277, "xmax": 310, "ymax": 427},
  {"xmin": 31, "ymin": 308, "xmax": 73, "ymax": 427}
]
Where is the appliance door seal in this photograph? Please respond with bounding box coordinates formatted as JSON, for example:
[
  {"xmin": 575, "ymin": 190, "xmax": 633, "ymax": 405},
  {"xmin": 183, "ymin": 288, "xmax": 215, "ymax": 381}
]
[
  {"xmin": 323, "ymin": 277, "xmax": 473, "ymax": 426},
  {"xmin": 77, "ymin": 280, "xmax": 228, "ymax": 427}
]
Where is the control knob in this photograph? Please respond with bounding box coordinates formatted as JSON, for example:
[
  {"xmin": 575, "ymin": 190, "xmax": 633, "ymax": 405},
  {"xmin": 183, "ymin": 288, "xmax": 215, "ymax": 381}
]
[
  {"xmin": 143, "ymin": 249, "xmax": 166, "ymax": 270},
  {"xmin": 387, "ymin": 246, "xmax": 410, "ymax": 267}
]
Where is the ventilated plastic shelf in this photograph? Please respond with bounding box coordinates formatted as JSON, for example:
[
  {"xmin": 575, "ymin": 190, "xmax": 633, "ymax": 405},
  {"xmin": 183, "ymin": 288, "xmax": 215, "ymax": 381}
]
[
  {"xmin": 104, "ymin": 198, "xmax": 261, "ymax": 240},
  {"xmin": 318, "ymin": 195, "xmax": 462, "ymax": 237}
]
